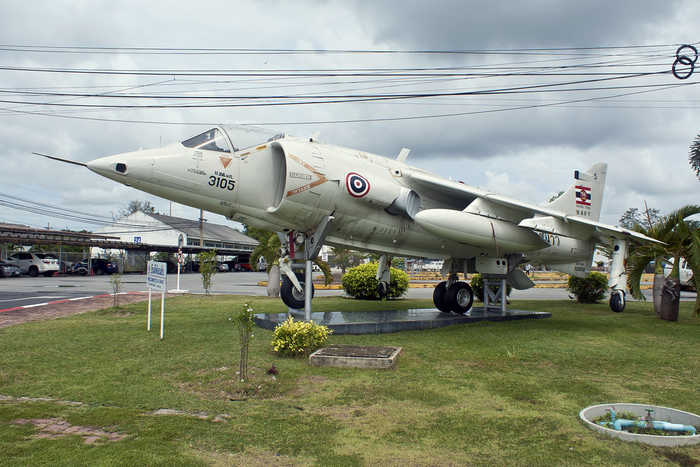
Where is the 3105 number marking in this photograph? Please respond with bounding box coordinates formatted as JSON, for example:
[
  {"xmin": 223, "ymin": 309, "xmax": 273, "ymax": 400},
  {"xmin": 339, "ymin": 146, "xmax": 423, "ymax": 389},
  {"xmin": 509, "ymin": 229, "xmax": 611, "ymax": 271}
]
[{"xmin": 209, "ymin": 176, "xmax": 235, "ymax": 191}]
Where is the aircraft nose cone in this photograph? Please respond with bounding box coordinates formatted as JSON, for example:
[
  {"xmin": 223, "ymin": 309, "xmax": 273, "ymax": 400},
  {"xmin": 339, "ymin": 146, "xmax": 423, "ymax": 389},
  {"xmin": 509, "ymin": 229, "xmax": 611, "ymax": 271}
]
[
  {"xmin": 86, "ymin": 149, "xmax": 157, "ymax": 187},
  {"xmin": 86, "ymin": 154, "xmax": 122, "ymax": 177}
]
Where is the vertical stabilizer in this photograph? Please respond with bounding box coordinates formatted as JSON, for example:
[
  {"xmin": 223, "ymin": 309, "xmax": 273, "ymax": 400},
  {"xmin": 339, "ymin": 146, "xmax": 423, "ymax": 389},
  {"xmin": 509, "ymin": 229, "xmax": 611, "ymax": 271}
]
[{"xmin": 547, "ymin": 163, "xmax": 607, "ymax": 221}]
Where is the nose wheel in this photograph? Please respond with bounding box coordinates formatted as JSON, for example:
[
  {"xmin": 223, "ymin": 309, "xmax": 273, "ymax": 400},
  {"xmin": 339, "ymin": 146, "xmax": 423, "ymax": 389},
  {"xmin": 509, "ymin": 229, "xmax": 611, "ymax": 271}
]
[{"xmin": 433, "ymin": 281, "xmax": 474, "ymax": 314}]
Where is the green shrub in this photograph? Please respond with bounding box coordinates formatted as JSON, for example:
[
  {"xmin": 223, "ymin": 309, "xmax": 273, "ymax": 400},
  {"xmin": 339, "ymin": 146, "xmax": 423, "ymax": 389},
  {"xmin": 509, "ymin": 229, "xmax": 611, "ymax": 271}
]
[
  {"xmin": 470, "ymin": 273, "xmax": 512, "ymax": 302},
  {"xmin": 231, "ymin": 303, "xmax": 255, "ymax": 381},
  {"xmin": 567, "ymin": 272, "xmax": 608, "ymax": 303},
  {"xmin": 341, "ymin": 262, "xmax": 409, "ymax": 299},
  {"xmin": 198, "ymin": 249, "xmax": 218, "ymax": 295},
  {"xmin": 271, "ymin": 317, "xmax": 332, "ymax": 357}
]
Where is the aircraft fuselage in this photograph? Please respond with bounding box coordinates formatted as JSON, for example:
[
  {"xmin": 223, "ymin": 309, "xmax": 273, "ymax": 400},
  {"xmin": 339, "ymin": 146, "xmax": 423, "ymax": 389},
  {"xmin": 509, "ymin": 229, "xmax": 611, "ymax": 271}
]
[{"xmin": 86, "ymin": 128, "xmax": 592, "ymax": 266}]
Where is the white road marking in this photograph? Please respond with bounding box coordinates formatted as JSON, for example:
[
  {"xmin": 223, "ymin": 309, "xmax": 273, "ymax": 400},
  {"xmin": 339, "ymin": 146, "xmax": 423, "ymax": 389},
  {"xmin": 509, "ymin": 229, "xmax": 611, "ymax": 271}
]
[{"xmin": 0, "ymin": 296, "xmax": 66, "ymax": 303}]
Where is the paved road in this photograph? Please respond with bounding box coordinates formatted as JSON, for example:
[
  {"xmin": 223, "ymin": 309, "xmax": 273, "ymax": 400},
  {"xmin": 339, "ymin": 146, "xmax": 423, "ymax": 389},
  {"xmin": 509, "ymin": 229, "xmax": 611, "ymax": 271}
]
[{"xmin": 0, "ymin": 272, "xmax": 695, "ymax": 308}]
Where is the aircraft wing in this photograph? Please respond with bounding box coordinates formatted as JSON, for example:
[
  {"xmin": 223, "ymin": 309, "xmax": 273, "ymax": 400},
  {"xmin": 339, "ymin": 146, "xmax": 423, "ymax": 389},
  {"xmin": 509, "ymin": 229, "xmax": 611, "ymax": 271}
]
[{"xmin": 402, "ymin": 168, "xmax": 664, "ymax": 245}]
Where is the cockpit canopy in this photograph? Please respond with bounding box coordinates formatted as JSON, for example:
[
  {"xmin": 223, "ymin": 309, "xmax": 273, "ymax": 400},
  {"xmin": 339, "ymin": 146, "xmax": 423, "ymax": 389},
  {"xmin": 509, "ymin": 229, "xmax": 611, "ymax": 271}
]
[
  {"xmin": 181, "ymin": 128, "xmax": 235, "ymax": 153},
  {"xmin": 181, "ymin": 126, "xmax": 289, "ymax": 154}
]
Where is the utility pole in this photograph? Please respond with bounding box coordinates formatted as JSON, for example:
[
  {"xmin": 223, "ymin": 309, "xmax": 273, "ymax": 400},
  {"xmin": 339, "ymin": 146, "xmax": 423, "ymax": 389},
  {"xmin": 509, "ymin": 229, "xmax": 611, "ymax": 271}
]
[{"xmin": 199, "ymin": 209, "xmax": 204, "ymax": 247}]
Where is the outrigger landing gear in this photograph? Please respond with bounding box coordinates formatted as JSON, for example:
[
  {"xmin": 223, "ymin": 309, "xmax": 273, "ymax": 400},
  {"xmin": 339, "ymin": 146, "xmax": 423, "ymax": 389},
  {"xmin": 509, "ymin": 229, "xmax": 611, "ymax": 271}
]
[
  {"xmin": 609, "ymin": 289, "xmax": 625, "ymax": 313},
  {"xmin": 277, "ymin": 215, "xmax": 334, "ymax": 320},
  {"xmin": 432, "ymin": 260, "xmax": 474, "ymax": 314}
]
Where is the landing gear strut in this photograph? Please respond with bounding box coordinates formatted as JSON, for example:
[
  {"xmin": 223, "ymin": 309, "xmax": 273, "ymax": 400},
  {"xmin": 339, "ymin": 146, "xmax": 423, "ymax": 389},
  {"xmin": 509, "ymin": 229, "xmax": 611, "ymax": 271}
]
[
  {"xmin": 376, "ymin": 254, "xmax": 391, "ymax": 299},
  {"xmin": 277, "ymin": 214, "xmax": 334, "ymax": 321}
]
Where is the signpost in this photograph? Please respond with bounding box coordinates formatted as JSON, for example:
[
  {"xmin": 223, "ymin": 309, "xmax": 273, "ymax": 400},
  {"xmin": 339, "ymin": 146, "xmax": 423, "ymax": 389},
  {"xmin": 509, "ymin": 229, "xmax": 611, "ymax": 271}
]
[
  {"xmin": 169, "ymin": 234, "xmax": 188, "ymax": 293},
  {"xmin": 146, "ymin": 260, "xmax": 167, "ymax": 339}
]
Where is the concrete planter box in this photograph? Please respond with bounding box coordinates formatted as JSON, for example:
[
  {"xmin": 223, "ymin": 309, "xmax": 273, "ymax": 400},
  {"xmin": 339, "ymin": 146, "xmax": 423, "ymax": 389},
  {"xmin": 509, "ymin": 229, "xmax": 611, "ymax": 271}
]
[{"xmin": 309, "ymin": 345, "xmax": 402, "ymax": 369}]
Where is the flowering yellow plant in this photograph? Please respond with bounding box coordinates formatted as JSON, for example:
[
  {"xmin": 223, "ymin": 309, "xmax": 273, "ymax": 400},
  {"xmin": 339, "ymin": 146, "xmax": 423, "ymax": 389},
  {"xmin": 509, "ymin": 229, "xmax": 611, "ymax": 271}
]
[{"xmin": 271, "ymin": 316, "xmax": 332, "ymax": 357}]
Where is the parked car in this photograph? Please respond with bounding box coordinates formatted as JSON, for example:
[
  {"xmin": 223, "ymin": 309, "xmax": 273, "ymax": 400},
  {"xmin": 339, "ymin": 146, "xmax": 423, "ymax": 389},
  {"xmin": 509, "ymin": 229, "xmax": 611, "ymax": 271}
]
[
  {"xmin": 186, "ymin": 260, "xmax": 199, "ymax": 273},
  {"xmin": 0, "ymin": 260, "xmax": 21, "ymax": 277},
  {"xmin": 71, "ymin": 258, "xmax": 119, "ymax": 275},
  {"xmin": 233, "ymin": 262, "xmax": 252, "ymax": 272},
  {"xmin": 5, "ymin": 252, "xmax": 59, "ymax": 277},
  {"xmin": 59, "ymin": 260, "xmax": 73, "ymax": 274},
  {"xmin": 70, "ymin": 261, "xmax": 89, "ymax": 275},
  {"xmin": 217, "ymin": 262, "xmax": 230, "ymax": 272}
]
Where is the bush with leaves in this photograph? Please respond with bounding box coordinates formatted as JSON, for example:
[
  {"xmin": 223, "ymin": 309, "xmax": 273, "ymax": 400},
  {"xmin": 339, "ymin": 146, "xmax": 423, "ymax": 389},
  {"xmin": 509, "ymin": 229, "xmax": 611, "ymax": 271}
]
[
  {"xmin": 231, "ymin": 303, "xmax": 255, "ymax": 381},
  {"xmin": 109, "ymin": 272, "xmax": 122, "ymax": 309},
  {"xmin": 470, "ymin": 273, "xmax": 512, "ymax": 302},
  {"xmin": 341, "ymin": 262, "xmax": 409, "ymax": 299},
  {"xmin": 271, "ymin": 317, "xmax": 332, "ymax": 357},
  {"xmin": 198, "ymin": 250, "xmax": 218, "ymax": 294},
  {"xmin": 567, "ymin": 272, "xmax": 608, "ymax": 303}
]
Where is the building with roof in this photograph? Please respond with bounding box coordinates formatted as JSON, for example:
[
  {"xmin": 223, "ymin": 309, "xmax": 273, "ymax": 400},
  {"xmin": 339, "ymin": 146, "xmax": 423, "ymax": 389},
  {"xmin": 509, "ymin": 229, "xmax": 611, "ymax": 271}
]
[{"xmin": 92, "ymin": 211, "xmax": 258, "ymax": 271}]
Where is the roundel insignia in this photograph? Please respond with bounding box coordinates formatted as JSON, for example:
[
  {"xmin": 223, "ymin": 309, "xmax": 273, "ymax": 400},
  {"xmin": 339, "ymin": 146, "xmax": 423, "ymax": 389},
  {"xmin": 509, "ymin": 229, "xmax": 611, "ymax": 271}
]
[{"xmin": 346, "ymin": 172, "xmax": 370, "ymax": 198}]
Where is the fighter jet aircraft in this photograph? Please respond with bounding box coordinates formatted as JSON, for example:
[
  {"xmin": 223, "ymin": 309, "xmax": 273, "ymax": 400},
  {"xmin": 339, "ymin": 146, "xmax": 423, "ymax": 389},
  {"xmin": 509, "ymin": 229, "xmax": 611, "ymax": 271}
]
[{"xmin": 39, "ymin": 125, "xmax": 660, "ymax": 315}]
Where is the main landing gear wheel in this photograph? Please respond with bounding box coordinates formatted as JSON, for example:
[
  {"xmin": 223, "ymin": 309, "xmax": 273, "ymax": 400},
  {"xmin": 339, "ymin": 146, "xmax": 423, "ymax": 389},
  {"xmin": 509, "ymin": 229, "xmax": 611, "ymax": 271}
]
[
  {"xmin": 446, "ymin": 282, "xmax": 474, "ymax": 314},
  {"xmin": 609, "ymin": 290, "xmax": 625, "ymax": 313},
  {"xmin": 280, "ymin": 272, "xmax": 315, "ymax": 309},
  {"xmin": 433, "ymin": 281, "xmax": 452, "ymax": 313}
]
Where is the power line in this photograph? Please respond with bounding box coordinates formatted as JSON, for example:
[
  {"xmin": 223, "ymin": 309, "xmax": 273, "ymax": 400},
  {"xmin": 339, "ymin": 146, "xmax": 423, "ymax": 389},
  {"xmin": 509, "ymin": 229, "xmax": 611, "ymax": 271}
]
[
  {"xmin": 0, "ymin": 72, "xmax": 686, "ymax": 109},
  {"xmin": 0, "ymin": 61, "xmax": 677, "ymax": 77},
  {"xmin": 0, "ymin": 42, "xmax": 692, "ymax": 55},
  {"xmin": 1, "ymin": 81, "xmax": 696, "ymax": 126}
]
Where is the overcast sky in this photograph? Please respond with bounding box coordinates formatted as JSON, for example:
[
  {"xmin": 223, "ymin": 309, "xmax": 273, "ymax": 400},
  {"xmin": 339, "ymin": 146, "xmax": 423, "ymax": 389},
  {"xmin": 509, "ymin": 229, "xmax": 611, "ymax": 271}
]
[{"xmin": 0, "ymin": 0, "xmax": 698, "ymax": 233}]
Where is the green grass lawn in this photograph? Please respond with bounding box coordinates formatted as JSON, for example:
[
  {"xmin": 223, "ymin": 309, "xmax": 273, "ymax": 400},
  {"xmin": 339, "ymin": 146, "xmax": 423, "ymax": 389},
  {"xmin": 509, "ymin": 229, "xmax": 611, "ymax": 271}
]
[{"xmin": 0, "ymin": 296, "xmax": 698, "ymax": 466}]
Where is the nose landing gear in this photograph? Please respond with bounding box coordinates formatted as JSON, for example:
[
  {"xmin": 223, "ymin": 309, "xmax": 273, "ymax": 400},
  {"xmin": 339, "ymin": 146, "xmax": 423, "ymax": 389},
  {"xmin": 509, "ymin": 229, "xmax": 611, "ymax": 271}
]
[{"xmin": 280, "ymin": 271, "xmax": 315, "ymax": 310}]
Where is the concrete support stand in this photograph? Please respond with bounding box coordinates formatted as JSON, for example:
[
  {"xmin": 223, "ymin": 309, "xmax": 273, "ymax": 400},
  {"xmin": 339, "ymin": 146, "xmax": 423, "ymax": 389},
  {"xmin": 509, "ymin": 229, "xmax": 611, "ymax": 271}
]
[{"xmin": 484, "ymin": 276, "xmax": 508, "ymax": 315}]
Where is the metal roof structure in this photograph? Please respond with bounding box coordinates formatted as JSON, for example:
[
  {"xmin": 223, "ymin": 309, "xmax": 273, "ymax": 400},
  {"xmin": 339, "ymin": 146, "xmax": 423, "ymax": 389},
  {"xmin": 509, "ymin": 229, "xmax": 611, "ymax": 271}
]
[
  {"xmin": 0, "ymin": 216, "xmax": 259, "ymax": 256},
  {"xmin": 148, "ymin": 213, "xmax": 257, "ymax": 248}
]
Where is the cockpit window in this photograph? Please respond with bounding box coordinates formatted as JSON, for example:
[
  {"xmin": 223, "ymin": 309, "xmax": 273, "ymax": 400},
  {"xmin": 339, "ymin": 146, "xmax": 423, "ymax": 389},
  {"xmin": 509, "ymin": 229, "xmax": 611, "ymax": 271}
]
[{"xmin": 181, "ymin": 128, "xmax": 234, "ymax": 153}]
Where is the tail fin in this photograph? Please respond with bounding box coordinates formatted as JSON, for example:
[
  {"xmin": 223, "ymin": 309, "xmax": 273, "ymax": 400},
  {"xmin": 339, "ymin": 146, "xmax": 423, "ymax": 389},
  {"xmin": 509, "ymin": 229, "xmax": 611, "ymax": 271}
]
[{"xmin": 547, "ymin": 163, "xmax": 607, "ymax": 221}]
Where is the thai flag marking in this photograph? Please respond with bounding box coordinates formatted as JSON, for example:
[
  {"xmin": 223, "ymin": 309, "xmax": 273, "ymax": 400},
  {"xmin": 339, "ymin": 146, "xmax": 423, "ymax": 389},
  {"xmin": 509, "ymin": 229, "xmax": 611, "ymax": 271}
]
[{"xmin": 575, "ymin": 185, "xmax": 591, "ymax": 206}]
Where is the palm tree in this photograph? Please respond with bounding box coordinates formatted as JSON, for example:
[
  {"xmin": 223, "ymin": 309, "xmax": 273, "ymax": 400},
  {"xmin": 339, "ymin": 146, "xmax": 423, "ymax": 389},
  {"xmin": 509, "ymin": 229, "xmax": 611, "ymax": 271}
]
[
  {"xmin": 627, "ymin": 205, "xmax": 700, "ymax": 319},
  {"xmin": 690, "ymin": 133, "xmax": 700, "ymax": 180},
  {"xmin": 248, "ymin": 228, "xmax": 282, "ymax": 297}
]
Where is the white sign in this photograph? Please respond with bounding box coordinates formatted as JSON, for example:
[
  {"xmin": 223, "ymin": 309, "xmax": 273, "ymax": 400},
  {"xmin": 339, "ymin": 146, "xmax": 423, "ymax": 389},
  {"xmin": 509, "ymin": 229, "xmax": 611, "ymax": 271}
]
[
  {"xmin": 146, "ymin": 260, "xmax": 168, "ymax": 340},
  {"xmin": 147, "ymin": 261, "xmax": 167, "ymax": 291}
]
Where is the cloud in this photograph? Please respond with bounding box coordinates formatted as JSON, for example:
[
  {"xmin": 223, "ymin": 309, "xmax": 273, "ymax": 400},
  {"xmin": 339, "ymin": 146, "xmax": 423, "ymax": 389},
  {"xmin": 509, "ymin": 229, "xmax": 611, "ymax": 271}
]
[{"xmin": 0, "ymin": 0, "xmax": 697, "ymax": 234}]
